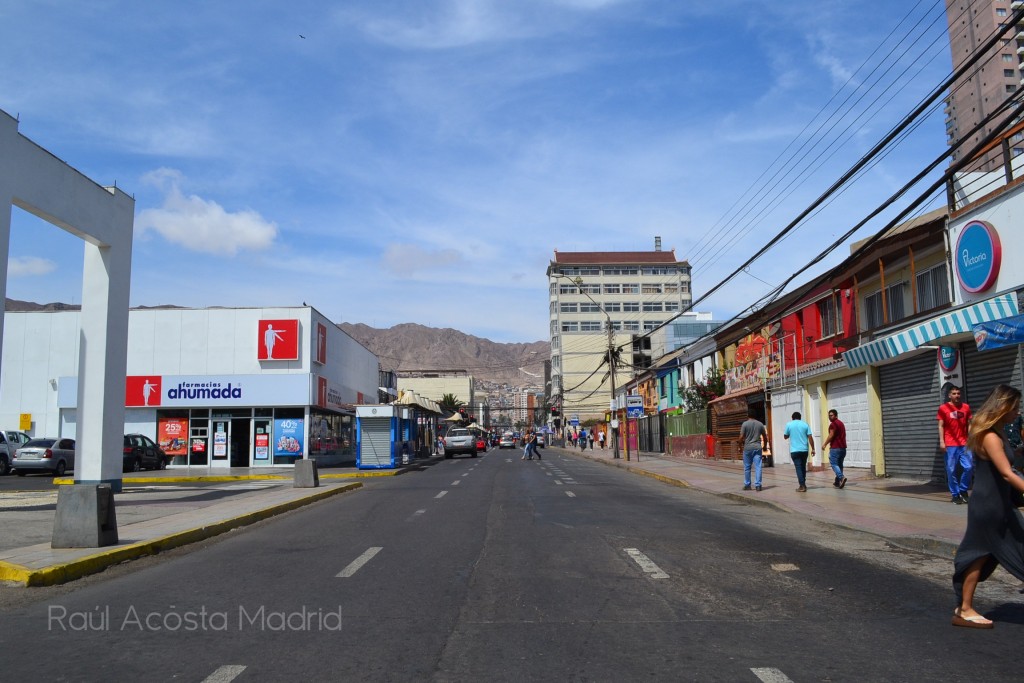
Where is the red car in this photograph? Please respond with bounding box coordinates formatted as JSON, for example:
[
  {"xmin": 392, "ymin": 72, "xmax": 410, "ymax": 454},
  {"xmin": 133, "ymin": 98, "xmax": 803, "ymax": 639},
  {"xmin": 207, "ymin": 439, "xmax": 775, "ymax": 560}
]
[{"xmin": 475, "ymin": 436, "xmax": 487, "ymax": 452}]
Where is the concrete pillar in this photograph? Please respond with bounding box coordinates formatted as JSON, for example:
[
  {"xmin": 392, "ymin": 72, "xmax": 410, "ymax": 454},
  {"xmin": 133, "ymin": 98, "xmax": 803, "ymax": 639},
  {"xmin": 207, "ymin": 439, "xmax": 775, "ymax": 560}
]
[
  {"xmin": 52, "ymin": 484, "xmax": 118, "ymax": 548},
  {"xmin": 866, "ymin": 366, "xmax": 885, "ymax": 476},
  {"xmin": 294, "ymin": 459, "xmax": 319, "ymax": 488}
]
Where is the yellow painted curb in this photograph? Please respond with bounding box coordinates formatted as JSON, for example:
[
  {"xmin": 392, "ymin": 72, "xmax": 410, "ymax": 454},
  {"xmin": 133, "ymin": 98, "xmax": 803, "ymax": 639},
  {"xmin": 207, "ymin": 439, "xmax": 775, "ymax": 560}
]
[
  {"xmin": 53, "ymin": 468, "xmax": 413, "ymax": 485},
  {"xmin": 0, "ymin": 482, "xmax": 362, "ymax": 587}
]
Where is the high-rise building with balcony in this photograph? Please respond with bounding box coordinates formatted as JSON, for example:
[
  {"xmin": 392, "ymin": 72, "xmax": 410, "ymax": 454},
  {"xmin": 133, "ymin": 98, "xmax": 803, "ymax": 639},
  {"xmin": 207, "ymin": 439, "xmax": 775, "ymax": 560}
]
[
  {"xmin": 547, "ymin": 240, "xmax": 691, "ymax": 421},
  {"xmin": 944, "ymin": 0, "xmax": 1024, "ymax": 169}
]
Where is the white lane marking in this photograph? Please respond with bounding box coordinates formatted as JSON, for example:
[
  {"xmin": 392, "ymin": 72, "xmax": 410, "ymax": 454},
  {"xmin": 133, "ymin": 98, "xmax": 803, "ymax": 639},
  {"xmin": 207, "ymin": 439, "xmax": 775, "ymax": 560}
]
[
  {"xmin": 435, "ymin": 490, "xmax": 448, "ymax": 499},
  {"xmin": 751, "ymin": 668, "xmax": 795, "ymax": 683},
  {"xmin": 337, "ymin": 546, "xmax": 383, "ymax": 578},
  {"xmin": 771, "ymin": 563, "xmax": 800, "ymax": 572},
  {"xmin": 545, "ymin": 472, "xmax": 552, "ymax": 476},
  {"xmin": 554, "ymin": 480, "xmax": 563, "ymax": 485},
  {"xmin": 451, "ymin": 480, "xmax": 461, "ymax": 486},
  {"xmin": 202, "ymin": 666, "xmax": 247, "ymax": 683},
  {"xmin": 565, "ymin": 491, "xmax": 576, "ymax": 498},
  {"xmin": 506, "ymin": 458, "xmax": 512, "ymax": 462},
  {"xmin": 405, "ymin": 509, "xmax": 428, "ymax": 522},
  {"xmin": 461, "ymin": 473, "xmax": 469, "ymax": 477},
  {"xmin": 624, "ymin": 548, "xmax": 669, "ymax": 579}
]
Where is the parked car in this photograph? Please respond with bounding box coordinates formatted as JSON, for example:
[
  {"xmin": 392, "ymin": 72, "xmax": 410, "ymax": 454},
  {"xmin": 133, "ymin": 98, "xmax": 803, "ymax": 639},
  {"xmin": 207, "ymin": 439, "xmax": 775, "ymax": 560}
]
[
  {"xmin": 12, "ymin": 438, "xmax": 76, "ymax": 476},
  {"xmin": 123, "ymin": 434, "xmax": 168, "ymax": 471},
  {"xmin": 442, "ymin": 428, "xmax": 477, "ymax": 458},
  {"xmin": 0, "ymin": 430, "xmax": 33, "ymax": 476},
  {"xmin": 475, "ymin": 435, "xmax": 488, "ymax": 452},
  {"xmin": 498, "ymin": 432, "xmax": 516, "ymax": 449}
]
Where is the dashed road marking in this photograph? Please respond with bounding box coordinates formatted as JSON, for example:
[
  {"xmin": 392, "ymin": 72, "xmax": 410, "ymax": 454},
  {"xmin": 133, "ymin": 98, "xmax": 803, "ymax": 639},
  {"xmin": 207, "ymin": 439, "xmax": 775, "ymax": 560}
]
[
  {"xmin": 451, "ymin": 480, "xmax": 461, "ymax": 486},
  {"xmin": 435, "ymin": 490, "xmax": 448, "ymax": 499},
  {"xmin": 405, "ymin": 509, "xmax": 428, "ymax": 522},
  {"xmin": 565, "ymin": 491, "xmax": 576, "ymax": 498},
  {"xmin": 625, "ymin": 548, "xmax": 669, "ymax": 579},
  {"xmin": 337, "ymin": 547, "xmax": 383, "ymax": 578},
  {"xmin": 461, "ymin": 473, "xmax": 469, "ymax": 477},
  {"xmin": 771, "ymin": 563, "xmax": 800, "ymax": 572},
  {"xmin": 202, "ymin": 666, "xmax": 247, "ymax": 683},
  {"xmin": 554, "ymin": 480, "xmax": 563, "ymax": 485},
  {"xmin": 751, "ymin": 668, "xmax": 795, "ymax": 682}
]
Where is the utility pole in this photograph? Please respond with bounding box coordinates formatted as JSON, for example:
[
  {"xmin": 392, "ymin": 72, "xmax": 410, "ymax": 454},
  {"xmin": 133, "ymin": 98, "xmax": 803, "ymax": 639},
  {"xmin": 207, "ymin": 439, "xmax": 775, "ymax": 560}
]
[{"xmin": 607, "ymin": 317, "xmax": 620, "ymax": 459}]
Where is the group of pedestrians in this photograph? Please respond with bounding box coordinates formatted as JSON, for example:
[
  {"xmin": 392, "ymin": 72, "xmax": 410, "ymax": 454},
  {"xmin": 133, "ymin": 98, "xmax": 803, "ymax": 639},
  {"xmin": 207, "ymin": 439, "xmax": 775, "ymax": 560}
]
[
  {"xmin": 521, "ymin": 431, "xmax": 541, "ymax": 460},
  {"xmin": 568, "ymin": 427, "xmax": 602, "ymax": 450},
  {"xmin": 739, "ymin": 408, "xmax": 846, "ymax": 494}
]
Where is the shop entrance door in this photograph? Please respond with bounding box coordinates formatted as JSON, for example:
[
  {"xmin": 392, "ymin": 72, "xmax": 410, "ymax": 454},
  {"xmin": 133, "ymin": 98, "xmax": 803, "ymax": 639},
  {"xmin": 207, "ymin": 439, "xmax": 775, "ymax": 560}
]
[
  {"xmin": 230, "ymin": 418, "xmax": 251, "ymax": 467},
  {"xmin": 211, "ymin": 419, "xmax": 230, "ymax": 468},
  {"xmin": 253, "ymin": 419, "xmax": 272, "ymax": 466}
]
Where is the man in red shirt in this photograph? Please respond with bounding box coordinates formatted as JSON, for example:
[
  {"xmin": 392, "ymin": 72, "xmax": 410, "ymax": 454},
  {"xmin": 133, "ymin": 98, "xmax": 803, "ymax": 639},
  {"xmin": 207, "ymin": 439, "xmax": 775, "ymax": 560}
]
[
  {"xmin": 938, "ymin": 386, "xmax": 973, "ymax": 504},
  {"xmin": 822, "ymin": 409, "xmax": 848, "ymax": 489}
]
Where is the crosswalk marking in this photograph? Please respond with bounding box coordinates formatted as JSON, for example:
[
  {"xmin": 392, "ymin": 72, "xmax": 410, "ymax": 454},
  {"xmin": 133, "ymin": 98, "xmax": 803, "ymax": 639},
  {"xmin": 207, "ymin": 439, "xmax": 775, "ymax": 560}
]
[
  {"xmin": 751, "ymin": 668, "xmax": 795, "ymax": 682},
  {"xmin": 771, "ymin": 563, "xmax": 800, "ymax": 572},
  {"xmin": 624, "ymin": 548, "xmax": 669, "ymax": 579},
  {"xmin": 565, "ymin": 491, "xmax": 576, "ymax": 498}
]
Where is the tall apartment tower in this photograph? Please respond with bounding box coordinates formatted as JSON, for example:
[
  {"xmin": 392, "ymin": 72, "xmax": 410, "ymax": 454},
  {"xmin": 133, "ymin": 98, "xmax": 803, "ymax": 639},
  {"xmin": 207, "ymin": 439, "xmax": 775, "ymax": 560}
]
[
  {"xmin": 944, "ymin": 0, "xmax": 1024, "ymax": 169},
  {"xmin": 547, "ymin": 240, "xmax": 691, "ymax": 421}
]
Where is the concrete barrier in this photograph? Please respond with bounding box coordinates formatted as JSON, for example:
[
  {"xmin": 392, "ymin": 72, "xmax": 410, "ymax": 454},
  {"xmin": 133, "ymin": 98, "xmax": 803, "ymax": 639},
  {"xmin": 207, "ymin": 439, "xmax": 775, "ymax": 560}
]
[
  {"xmin": 293, "ymin": 459, "xmax": 319, "ymax": 488},
  {"xmin": 52, "ymin": 484, "xmax": 118, "ymax": 548}
]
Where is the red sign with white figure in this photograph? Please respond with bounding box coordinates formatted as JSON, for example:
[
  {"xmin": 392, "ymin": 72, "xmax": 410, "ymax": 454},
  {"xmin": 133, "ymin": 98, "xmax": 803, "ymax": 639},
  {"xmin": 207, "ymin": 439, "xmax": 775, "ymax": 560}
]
[
  {"xmin": 126, "ymin": 376, "xmax": 162, "ymax": 407},
  {"xmin": 258, "ymin": 319, "xmax": 299, "ymax": 360}
]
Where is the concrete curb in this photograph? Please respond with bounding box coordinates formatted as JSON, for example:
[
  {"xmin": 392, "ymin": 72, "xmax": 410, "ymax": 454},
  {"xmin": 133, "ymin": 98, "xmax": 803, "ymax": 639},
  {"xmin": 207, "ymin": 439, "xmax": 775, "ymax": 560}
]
[
  {"xmin": 561, "ymin": 449, "xmax": 961, "ymax": 557},
  {"xmin": 0, "ymin": 482, "xmax": 362, "ymax": 587}
]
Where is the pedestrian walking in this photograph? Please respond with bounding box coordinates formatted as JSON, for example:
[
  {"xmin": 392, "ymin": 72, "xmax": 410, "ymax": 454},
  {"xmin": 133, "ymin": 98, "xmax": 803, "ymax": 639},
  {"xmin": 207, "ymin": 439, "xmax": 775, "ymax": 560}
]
[
  {"xmin": 579, "ymin": 427, "xmax": 588, "ymax": 451},
  {"xmin": 739, "ymin": 408, "xmax": 767, "ymax": 492},
  {"xmin": 598, "ymin": 430, "xmax": 606, "ymax": 450},
  {"xmin": 588, "ymin": 431, "xmax": 594, "ymax": 449},
  {"xmin": 938, "ymin": 386, "xmax": 973, "ymax": 504},
  {"xmin": 1005, "ymin": 411, "xmax": 1024, "ymax": 473},
  {"xmin": 821, "ymin": 409, "xmax": 848, "ymax": 489},
  {"xmin": 952, "ymin": 384, "xmax": 1024, "ymax": 629},
  {"xmin": 522, "ymin": 431, "xmax": 536, "ymax": 460},
  {"xmin": 783, "ymin": 411, "xmax": 815, "ymax": 492}
]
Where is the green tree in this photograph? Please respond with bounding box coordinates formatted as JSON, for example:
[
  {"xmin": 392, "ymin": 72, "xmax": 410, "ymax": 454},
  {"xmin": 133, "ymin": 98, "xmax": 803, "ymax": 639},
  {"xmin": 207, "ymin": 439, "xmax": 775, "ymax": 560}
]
[
  {"xmin": 439, "ymin": 393, "xmax": 465, "ymax": 416},
  {"xmin": 681, "ymin": 367, "xmax": 725, "ymax": 412}
]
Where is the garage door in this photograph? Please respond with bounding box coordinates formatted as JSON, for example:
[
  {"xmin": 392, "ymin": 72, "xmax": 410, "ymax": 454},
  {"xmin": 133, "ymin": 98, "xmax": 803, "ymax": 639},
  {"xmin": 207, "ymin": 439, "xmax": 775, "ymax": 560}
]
[
  {"xmin": 769, "ymin": 386, "xmax": 802, "ymax": 465},
  {"xmin": 826, "ymin": 375, "xmax": 870, "ymax": 470}
]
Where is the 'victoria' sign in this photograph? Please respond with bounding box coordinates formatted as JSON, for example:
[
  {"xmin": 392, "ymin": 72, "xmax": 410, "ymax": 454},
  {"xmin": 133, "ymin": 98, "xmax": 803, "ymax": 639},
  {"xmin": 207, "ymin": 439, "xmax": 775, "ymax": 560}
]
[{"xmin": 954, "ymin": 220, "xmax": 1002, "ymax": 293}]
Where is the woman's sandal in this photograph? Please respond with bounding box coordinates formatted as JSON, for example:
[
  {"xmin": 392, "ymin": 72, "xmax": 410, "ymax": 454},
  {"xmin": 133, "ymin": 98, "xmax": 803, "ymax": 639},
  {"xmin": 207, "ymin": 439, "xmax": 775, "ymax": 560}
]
[{"xmin": 952, "ymin": 608, "xmax": 994, "ymax": 629}]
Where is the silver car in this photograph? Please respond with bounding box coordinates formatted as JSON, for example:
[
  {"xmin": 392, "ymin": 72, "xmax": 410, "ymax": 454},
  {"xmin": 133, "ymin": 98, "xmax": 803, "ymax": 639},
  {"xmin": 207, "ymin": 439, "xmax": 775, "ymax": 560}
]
[{"xmin": 13, "ymin": 437, "xmax": 76, "ymax": 476}]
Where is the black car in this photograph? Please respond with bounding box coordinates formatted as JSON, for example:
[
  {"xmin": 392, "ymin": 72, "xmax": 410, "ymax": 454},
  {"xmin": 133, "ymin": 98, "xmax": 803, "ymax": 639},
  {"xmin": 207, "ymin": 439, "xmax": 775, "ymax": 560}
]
[{"xmin": 123, "ymin": 434, "xmax": 168, "ymax": 472}]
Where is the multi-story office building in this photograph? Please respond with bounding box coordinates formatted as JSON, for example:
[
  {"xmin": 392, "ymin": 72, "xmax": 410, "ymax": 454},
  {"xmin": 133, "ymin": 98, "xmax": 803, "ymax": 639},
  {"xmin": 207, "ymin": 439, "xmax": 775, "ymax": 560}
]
[
  {"xmin": 547, "ymin": 241, "xmax": 692, "ymax": 420},
  {"xmin": 944, "ymin": 0, "xmax": 1024, "ymax": 169},
  {"xmin": 649, "ymin": 311, "xmax": 725, "ymax": 358}
]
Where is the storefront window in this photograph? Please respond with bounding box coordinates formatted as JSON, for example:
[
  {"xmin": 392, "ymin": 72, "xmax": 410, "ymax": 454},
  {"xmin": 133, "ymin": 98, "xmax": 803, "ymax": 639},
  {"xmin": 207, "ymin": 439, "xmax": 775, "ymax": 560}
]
[
  {"xmin": 158, "ymin": 411, "xmax": 191, "ymax": 466},
  {"xmin": 273, "ymin": 408, "xmax": 305, "ymax": 464},
  {"xmin": 309, "ymin": 411, "xmax": 355, "ymax": 465}
]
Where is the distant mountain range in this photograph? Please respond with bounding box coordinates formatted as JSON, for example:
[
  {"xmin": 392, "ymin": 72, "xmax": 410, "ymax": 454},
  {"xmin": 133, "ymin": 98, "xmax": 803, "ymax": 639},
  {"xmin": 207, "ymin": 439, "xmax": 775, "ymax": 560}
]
[
  {"xmin": 4, "ymin": 300, "xmax": 549, "ymax": 387},
  {"xmin": 340, "ymin": 322, "xmax": 549, "ymax": 386}
]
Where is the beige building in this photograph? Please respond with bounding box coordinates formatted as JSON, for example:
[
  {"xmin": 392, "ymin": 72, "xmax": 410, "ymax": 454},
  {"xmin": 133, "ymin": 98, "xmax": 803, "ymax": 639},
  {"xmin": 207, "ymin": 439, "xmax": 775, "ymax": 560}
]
[
  {"xmin": 944, "ymin": 0, "xmax": 1024, "ymax": 170},
  {"xmin": 547, "ymin": 242, "xmax": 691, "ymax": 420},
  {"xmin": 396, "ymin": 371, "xmax": 474, "ymax": 409}
]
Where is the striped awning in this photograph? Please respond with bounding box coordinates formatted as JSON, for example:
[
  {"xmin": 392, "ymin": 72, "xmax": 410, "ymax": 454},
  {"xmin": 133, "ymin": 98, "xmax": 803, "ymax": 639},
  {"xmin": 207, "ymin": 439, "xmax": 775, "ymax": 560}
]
[{"xmin": 842, "ymin": 293, "xmax": 1019, "ymax": 370}]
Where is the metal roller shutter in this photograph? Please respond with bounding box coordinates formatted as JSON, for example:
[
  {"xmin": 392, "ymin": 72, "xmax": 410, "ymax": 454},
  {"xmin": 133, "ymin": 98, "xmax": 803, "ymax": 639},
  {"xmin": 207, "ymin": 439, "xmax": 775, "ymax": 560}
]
[
  {"xmin": 359, "ymin": 417, "xmax": 393, "ymax": 468},
  {"xmin": 825, "ymin": 375, "xmax": 870, "ymax": 470},
  {"xmin": 961, "ymin": 344, "xmax": 1023, "ymax": 408},
  {"xmin": 880, "ymin": 352, "xmax": 942, "ymax": 482}
]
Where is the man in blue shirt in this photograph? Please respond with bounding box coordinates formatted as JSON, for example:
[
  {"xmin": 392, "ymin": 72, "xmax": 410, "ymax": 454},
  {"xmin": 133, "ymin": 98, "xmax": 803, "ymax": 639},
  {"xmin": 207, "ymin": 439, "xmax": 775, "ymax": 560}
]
[{"xmin": 783, "ymin": 411, "xmax": 815, "ymax": 493}]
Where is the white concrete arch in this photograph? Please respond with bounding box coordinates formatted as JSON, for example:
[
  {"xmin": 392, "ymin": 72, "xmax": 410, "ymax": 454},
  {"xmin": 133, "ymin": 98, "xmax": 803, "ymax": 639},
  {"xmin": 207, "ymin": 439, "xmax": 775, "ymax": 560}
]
[{"xmin": 0, "ymin": 110, "xmax": 134, "ymax": 491}]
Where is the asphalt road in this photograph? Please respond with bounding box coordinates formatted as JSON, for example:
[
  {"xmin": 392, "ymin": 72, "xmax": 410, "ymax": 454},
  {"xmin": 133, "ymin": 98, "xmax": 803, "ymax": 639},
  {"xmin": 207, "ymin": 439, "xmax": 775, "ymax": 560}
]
[{"xmin": 1, "ymin": 448, "xmax": 1023, "ymax": 682}]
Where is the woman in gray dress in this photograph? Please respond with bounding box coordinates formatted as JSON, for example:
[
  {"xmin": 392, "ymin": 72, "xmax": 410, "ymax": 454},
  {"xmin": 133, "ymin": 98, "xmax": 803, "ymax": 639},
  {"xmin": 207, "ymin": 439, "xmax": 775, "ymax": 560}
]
[{"xmin": 952, "ymin": 384, "xmax": 1024, "ymax": 629}]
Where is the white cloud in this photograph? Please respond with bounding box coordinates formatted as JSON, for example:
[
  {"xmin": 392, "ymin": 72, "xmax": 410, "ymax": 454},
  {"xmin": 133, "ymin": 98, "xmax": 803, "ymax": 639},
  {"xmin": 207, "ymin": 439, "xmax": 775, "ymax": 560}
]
[
  {"xmin": 7, "ymin": 256, "xmax": 57, "ymax": 277},
  {"xmin": 136, "ymin": 169, "xmax": 278, "ymax": 256}
]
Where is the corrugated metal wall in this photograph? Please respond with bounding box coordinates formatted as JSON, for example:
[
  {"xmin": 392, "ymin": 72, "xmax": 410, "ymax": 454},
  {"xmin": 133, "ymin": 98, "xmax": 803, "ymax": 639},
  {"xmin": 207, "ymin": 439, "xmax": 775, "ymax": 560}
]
[
  {"xmin": 962, "ymin": 345, "xmax": 1023, "ymax": 407},
  {"xmin": 880, "ymin": 352, "xmax": 942, "ymax": 481}
]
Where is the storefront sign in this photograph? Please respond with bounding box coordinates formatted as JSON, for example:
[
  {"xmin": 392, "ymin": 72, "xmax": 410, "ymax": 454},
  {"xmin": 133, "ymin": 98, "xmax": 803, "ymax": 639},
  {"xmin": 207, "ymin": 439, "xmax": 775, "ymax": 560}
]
[
  {"xmin": 126, "ymin": 376, "xmax": 162, "ymax": 407},
  {"xmin": 254, "ymin": 433, "xmax": 270, "ymax": 460},
  {"xmin": 937, "ymin": 346, "xmax": 963, "ymax": 398},
  {"xmin": 213, "ymin": 431, "xmax": 227, "ymax": 458},
  {"xmin": 60, "ymin": 374, "xmax": 310, "ymax": 409},
  {"xmin": 954, "ymin": 221, "xmax": 1002, "ymax": 293},
  {"xmin": 274, "ymin": 418, "xmax": 304, "ymax": 457},
  {"xmin": 315, "ymin": 322, "xmax": 327, "ymax": 365},
  {"xmin": 258, "ymin": 319, "xmax": 300, "ymax": 361}
]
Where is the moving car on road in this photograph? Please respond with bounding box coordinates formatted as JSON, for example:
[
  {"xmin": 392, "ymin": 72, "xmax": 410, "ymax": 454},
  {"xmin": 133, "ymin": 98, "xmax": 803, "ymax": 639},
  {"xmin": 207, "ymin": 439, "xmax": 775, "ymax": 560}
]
[
  {"xmin": 12, "ymin": 438, "xmax": 76, "ymax": 476},
  {"xmin": 441, "ymin": 428, "xmax": 477, "ymax": 458},
  {"xmin": 498, "ymin": 432, "xmax": 516, "ymax": 449}
]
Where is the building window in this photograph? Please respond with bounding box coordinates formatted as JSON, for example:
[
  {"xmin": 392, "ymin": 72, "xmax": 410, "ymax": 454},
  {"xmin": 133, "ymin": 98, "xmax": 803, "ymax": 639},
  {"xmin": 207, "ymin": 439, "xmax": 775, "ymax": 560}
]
[
  {"xmin": 1004, "ymin": 68, "xmax": 1016, "ymax": 77},
  {"xmin": 1004, "ymin": 53, "xmax": 1014, "ymax": 62},
  {"xmin": 580, "ymin": 321, "xmax": 603, "ymax": 332},
  {"xmin": 863, "ymin": 282, "xmax": 906, "ymax": 329},
  {"xmin": 1007, "ymin": 84, "xmax": 1017, "ymax": 93},
  {"xmin": 604, "ymin": 284, "xmax": 621, "ymax": 294},
  {"xmin": 610, "ymin": 321, "xmax": 623, "ymax": 331},
  {"xmin": 560, "ymin": 303, "xmax": 578, "ymax": 313},
  {"xmin": 663, "ymin": 284, "xmax": 678, "ymax": 294},
  {"xmin": 559, "ymin": 284, "xmax": 576, "ymax": 294},
  {"xmin": 818, "ymin": 295, "xmax": 841, "ymax": 338},
  {"xmin": 580, "ymin": 284, "xmax": 601, "ymax": 295},
  {"xmin": 603, "ymin": 267, "xmax": 637, "ymax": 276},
  {"xmin": 916, "ymin": 264, "xmax": 951, "ymax": 311},
  {"xmin": 642, "ymin": 267, "xmax": 675, "ymax": 275},
  {"xmin": 643, "ymin": 321, "xmax": 662, "ymax": 331},
  {"xmin": 997, "ymin": 7, "xmax": 1007, "ymax": 16},
  {"xmin": 622, "ymin": 302, "xmax": 640, "ymax": 312},
  {"xmin": 623, "ymin": 321, "xmax": 640, "ymax": 331},
  {"xmin": 681, "ymin": 282, "xmax": 690, "ymax": 293},
  {"xmin": 551, "ymin": 335, "xmax": 560, "ymax": 350},
  {"xmin": 579, "ymin": 302, "xmax": 601, "ymax": 313},
  {"xmin": 642, "ymin": 284, "xmax": 662, "ymax": 294},
  {"xmin": 561, "ymin": 322, "xmax": 579, "ymax": 333},
  {"xmin": 664, "ymin": 301, "xmax": 680, "ymax": 312},
  {"xmin": 643, "ymin": 302, "xmax": 663, "ymax": 312},
  {"xmin": 604, "ymin": 302, "xmax": 622, "ymax": 312},
  {"xmin": 622, "ymin": 284, "xmax": 640, "ymax": 294}
]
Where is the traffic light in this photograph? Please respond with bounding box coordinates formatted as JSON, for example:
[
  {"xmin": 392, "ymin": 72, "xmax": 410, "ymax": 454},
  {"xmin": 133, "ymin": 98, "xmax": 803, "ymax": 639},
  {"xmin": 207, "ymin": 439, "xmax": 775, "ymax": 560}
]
[{"xmin": 551, "ymin": 407, "xmax": 560, "ymax": 416}]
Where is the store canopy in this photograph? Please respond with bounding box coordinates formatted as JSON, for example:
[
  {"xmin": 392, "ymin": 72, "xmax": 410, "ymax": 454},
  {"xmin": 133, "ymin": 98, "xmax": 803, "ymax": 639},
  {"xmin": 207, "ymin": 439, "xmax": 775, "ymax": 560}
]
[
  {"xmin": 842, "ymin": 293, "xmax": 1018, "ymax": 370},
  {"xmin": 444, "ymin": 413, "xmax": 465, "ymax": 422},
  {"xmin": 973, "ymin": 313, "xmax": 1024, "ymax": 351}
]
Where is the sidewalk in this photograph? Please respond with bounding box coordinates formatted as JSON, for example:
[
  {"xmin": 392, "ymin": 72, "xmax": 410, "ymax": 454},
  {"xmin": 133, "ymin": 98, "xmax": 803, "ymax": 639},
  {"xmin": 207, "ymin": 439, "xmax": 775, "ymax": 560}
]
[
  {"xmin": 0, "ymin": 459, "xmax": 437, "ymax": 587},
  {"xmin": 552, "ymin": 445, "xmax": 967, "ymax": 557}
]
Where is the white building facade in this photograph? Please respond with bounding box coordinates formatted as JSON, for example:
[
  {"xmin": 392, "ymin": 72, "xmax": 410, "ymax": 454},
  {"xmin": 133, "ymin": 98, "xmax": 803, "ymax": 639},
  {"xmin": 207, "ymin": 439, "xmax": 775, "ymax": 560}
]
[{"xmin": 0, "ymin": 306, "xmax": 379, "ymax": 468}]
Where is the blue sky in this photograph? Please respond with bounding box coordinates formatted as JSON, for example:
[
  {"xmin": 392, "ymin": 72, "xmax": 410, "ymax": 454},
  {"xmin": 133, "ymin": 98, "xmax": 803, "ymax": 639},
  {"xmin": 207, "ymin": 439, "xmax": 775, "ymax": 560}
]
[{"xmin": 0, "ymin": 0, "xmax": 953, "ymax": 343}]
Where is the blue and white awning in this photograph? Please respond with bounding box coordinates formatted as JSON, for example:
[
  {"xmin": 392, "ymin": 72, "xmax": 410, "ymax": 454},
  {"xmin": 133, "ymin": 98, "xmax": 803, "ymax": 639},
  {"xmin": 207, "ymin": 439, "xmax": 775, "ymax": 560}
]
[{"xmin": 842, "ymin": 293, "xmax": 1019, "ymax": 370}]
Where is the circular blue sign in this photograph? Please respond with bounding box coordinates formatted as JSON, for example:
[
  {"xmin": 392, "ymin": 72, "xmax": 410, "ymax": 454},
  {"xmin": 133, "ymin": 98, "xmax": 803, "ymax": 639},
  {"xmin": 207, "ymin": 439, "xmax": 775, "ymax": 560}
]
[{"xmin": 954, "ymin": 221, "xmax": 1001, "ymax": 293}]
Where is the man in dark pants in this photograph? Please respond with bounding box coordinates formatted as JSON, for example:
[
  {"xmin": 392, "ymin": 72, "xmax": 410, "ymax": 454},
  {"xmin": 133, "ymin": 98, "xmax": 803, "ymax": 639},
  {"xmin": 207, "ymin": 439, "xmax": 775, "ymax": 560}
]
[
  {"xmin": 821, "ymin": 409, "xmax": 848, "ymax": 489},
  {"xmin": 783, "ymin": 411, "xmax": 815, "ymax": 493},
  {"xmin": 938, "ymin": 386, "xmax": 972, "ymax": 504}
]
